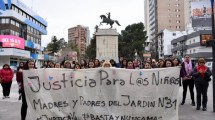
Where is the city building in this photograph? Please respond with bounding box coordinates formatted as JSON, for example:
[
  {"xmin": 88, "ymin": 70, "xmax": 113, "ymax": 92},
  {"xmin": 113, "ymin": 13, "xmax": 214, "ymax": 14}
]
[
  {"xmin": 144, "ymin": 0, "xmax": 185, "ymax": 59},
  {"xmin": 171, "ymin": 30, "xmax": 212, "ymax": 61},
  {"xmin": 186, "ymin": 0, "xmax": 212, "ymax": 31},
  {"xmin": 157, "ymin": 29, "xmax": 185, "ymax": 59},
  {"xmin": 0, "ymin": 0, "xmax": 48, "ymax": 69},
  {"xmin": 68, "ymin": 25, "xmax": 90, "ymax": 61}
]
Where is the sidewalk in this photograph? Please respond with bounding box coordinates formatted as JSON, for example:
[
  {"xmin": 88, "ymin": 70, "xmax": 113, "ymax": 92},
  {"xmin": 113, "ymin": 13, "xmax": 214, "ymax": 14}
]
[{"xmin": 178, "ymin": 82, "xmax": 215, "ymax": 120}]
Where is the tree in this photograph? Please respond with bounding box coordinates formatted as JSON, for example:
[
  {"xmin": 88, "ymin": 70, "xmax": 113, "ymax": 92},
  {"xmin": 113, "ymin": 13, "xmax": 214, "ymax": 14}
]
[
  {"xmin": 68, "ymin": 41, "xmax": 80, "ymax": 59},
  {"xmin": 85, "ymin": 35, "xmax": 96, "ymax": 59},
  {"xmin": 58, "ymin": 38, "xmax": 67, "ymax": 49},
  {"xmin": 119, "ymin": 22, "xmax": 148, "ymax": 59},
  {"xmin": 46, "ymin": 36, "xmax": 61, "ymax": 55}
]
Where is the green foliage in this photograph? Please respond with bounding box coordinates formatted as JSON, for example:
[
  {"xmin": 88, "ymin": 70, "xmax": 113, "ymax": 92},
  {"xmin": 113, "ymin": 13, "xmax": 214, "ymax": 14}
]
[
  {"xmin": 68, "ymin": 41, "xmax": 80, "ymax": 56},
  {"xmin": 58, "ymin": 38, "xmax": 68, "ymax": 49},
  {"xmin": 85, "ymin": 36, "xmax": 96, "ymax": 59},
  {"xmin": 119, "ymin": 22, "xmax": 148, "ymax": 59},
  {"xmin": 46, "ymin": 36, "xmax": 66, "ymax": 54}
]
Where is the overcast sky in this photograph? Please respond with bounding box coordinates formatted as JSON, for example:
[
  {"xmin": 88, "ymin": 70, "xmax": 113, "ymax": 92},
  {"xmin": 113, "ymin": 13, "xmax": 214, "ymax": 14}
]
[{"xmin": 20, "ymin": 0, "xmax": 145, "ymax": 47}]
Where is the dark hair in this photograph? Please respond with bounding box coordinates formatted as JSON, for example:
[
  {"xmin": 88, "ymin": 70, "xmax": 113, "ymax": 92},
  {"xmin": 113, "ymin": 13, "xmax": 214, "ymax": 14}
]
[
  {"xmin": 24, "ymin": 60, "xmax": 36, "ymax": 70},
  {"xmin": 94, "ymin": 59, "xmax": 100, "ymax": 67},
  {"xmin": 173, "ymin": 58, "xmax": 181, "ymax": 66},
  {"xmin": 74, "ymin": 64, "xmax": 81, "ymax": 69},
  {"xmin": 164, "ymin": 59, "xmax": 174, "ymax": 67},
  {"xmin": 121, "ymin": 59, "xmax": 127, "ymax": 68},
  {"xmin": 158, "ymin": 59, "xmax": 165, "ymax": 68},
  {"xmin": 80, "ymin": 60, "xmax": 87, "ymax": 68},
  {"xmin": 87, "ymin": 61, "xmax": 95, "ymax": 68},
  {"xmin": 17, "ymin": 62, "xmax": 25, "ymax": 71},
  {"xmin": 144, "ymin": 62, "xmax": 152, "ymax": 69},
  {"xmin": 110, "ymin": 59, "xmax": 116, "ymax": 67},
  {"xmin": 126, "ymin": 60, "xmax": 134, "ymax": 69},
  {"xmin": 2, "ymin": 64, "xmax": 10, "ymax": 69}
]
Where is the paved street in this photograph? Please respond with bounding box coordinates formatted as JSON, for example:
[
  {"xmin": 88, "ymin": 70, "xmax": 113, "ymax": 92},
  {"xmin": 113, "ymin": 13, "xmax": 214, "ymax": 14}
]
[{"xmin": 0, "ymin": 79, "xmax": 215, "ymax": 120}]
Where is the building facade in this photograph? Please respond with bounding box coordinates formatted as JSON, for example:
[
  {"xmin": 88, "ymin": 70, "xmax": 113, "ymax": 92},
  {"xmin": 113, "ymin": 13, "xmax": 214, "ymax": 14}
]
[
  {"xmin": 171, "ymin": 30, "xmax": 212, "ymax": 61},
  {"xmin": 157, "ymin": 29, "xmax": 185, "ymax": 59},
  {"xmin": 68, "ymin": 25, "xmax": 90, "ymax": 61},
  {"xmin": 144, "ymin": 0, "xmax": 185, "ymax": 59},
  {"xmin": 0, "ymin": 0, "xmax": 48, "ymax": 69}
]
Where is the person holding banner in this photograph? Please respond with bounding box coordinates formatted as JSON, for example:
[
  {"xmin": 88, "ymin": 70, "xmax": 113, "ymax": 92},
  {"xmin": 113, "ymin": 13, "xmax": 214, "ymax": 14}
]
[
  {"xmin": 16, "ymin": 62, "xmax": 25, "ymax": 100},
  {"xmin": 88, "ymin": 61, "xmax": 95, "ymax": 68},
  {"xmin": 164, "ymin": 59, "xmax": 174, "ymax": 67},
  {"xmin": 102, "ymin": 61, "xmax": 112, "ymax": 68},
  {"xmin": 64, "ymin": 61, "xmax": 72, "ymax": 69},
  {"xmin": 0, "ymin": 64, "xmax": 14, "ymax": 99},
  {"xmin": 74, "ymin": 64, "xmax": 81, "ymax": 70},
  {"xmin": 180, "ymin": 55, "xmax": 195, "ymax": 106},
  {"xmin": 144, "ymin": 62, "xmax": 152, "ymax": 69},
  {"xmin": 19, "ymin": 60, "xmax": 36, "ymax": 120},
  {"xmin": 126, "ymin": 60, "xmax": 135, "ymax": 69},
  {"xmin": 54, "ymin": 63, "xmax": 61, "ymax": 68},
  {"xmin": 191, "ymin": 58, "xmax": 212, "ymax": 111},
  {"xmin": 121, "ymin": 59, "xmax": 127, "ymax": 68}
]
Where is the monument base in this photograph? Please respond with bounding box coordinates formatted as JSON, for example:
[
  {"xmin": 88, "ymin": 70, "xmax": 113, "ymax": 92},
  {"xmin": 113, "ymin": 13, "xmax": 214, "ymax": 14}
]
[{"xmin": 95, "ymin": 29, "xmax": 119, "ymax": 62}]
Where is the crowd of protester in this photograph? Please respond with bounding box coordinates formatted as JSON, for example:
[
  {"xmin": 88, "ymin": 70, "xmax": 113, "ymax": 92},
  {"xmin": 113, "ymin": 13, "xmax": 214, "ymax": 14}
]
[{"xmin": 0, "ymin": 55, "xmax": 212, "ymax": 120}]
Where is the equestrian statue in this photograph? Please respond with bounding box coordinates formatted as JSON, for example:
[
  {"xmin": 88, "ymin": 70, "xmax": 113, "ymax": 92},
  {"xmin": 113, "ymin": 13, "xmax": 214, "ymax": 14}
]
[{"xmin": 99, "ymin": 12, "xmax": 121, "ymax": 28}]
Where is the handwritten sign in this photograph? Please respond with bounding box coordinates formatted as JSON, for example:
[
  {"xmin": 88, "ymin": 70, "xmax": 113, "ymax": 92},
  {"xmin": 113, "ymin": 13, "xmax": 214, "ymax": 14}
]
[{"xmin": 23, "ymin": 67, "xmax": 180, "ymax": 120}]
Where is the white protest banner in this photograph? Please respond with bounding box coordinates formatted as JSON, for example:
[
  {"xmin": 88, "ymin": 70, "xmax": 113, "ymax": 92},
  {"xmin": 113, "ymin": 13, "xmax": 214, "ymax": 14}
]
[{"xmin": 23, "ymin": 67, "xmax": 180, "ymax": 120}]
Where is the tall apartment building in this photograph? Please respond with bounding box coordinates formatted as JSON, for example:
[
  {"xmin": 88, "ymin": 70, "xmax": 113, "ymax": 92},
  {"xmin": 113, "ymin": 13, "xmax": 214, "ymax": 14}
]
[
  {"xmin": 144, "ymin": 0, "xmax": 185, "ymax": 58},
  {"xmin": 0, "ymin": 0, "xmax": 48, "ymax": 68},
  {"xmin": 68, "ymin": 25, "xmax": 90, "ymax": 60}
]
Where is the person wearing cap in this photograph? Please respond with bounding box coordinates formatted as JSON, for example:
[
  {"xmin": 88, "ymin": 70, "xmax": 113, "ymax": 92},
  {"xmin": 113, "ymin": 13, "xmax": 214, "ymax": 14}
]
[
  {"xmin": 102, "ymin": 61, "xmax": 112, "ymax": 68},
  {"xmin": 64, "ymin": 61, "xmax": 72, "ymax": 69},
  {"xmin": 191, "ymin": 58, "xmax": 212, "ymax": 111}
]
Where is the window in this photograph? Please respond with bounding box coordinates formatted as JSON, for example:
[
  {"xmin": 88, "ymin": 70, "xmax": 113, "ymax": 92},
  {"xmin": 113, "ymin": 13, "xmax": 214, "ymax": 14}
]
[
  {"xmin": 11, "ymin": 19, "xmax": 15, "ymax": 25},
  {"xmin": 176, "ymin": 26, "xmax": 180, "ymax": 29},
  {"xmin": 175, "ymin": 9, "xmax": 180, "ymax": 12},
  {"xmin": 176, "ymin": 20, "xmax": 180, "ymax": 23},
  {"xmin": 5, "ymin": 18, "xmax": 9, "ymax": 24},
  {"xmin": 15, "ymin": 22, "xmax": 20, "ymax": 27},
  {"xmin": 1, "ymin": 18, "xmax": 9, "ymax": 24},
  {"xmin": 0, "ymin": 29, "xmax": 10, "ymax": 35},
  {"xmin": 176, "ymin": 15, "xmax": 180, "ymax": 18},
  {"xmin": 11, "ymin": 30, "xmax": 15, "ymax": 35}
]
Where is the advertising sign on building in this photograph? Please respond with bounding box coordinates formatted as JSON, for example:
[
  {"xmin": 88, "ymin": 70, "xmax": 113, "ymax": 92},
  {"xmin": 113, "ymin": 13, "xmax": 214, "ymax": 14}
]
[
  {"xmin": 200, "ymin": 34, "xmax": 213, "ymax": 46},
  {"xmin": 0, "ymin": 35, "xmax": 25, "ymax": 49},
  {"xmin": 191, "ymin": 0, "xmax": 212, "ymax": 31}
]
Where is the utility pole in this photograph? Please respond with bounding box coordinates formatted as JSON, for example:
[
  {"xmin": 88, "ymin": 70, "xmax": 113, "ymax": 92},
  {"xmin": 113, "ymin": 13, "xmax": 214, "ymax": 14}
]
[{"xmin": 210, "ymin": 0, "xmax": 215, "ymax": 112}]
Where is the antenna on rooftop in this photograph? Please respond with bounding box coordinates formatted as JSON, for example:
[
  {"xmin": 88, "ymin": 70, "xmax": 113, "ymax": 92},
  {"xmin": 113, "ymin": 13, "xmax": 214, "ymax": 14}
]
[{"xmin": 31, "ymin": 0, "xmax": 33, "ymax": 9}]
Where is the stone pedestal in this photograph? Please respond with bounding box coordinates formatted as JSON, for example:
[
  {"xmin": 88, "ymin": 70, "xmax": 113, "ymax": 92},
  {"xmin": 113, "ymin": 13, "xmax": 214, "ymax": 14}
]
[{"xmin": 95, "ymin": 29, "xmax": 119, "ymax": 62}]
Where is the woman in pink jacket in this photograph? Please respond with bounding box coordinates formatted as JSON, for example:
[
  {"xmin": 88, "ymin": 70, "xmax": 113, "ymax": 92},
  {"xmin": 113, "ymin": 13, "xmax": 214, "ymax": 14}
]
[{"xmin": 0, "ymin": 64, "xmax": 14, "ymax": 99}]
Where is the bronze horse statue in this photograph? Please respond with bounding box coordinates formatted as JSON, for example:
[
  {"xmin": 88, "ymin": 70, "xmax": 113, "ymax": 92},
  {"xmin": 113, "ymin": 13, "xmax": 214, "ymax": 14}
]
[{"xmin": 100, "ymin": 15, "xmax": 121, "ymax": 28}]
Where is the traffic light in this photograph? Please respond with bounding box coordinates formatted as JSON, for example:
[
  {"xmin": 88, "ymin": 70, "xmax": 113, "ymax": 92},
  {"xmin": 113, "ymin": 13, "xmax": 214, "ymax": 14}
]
[{"xmin": 205, "ymin": 40, "xmax": 215, "ymax": 47}]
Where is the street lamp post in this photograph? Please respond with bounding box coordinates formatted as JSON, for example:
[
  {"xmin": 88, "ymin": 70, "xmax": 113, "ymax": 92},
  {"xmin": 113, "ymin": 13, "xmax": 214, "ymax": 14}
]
[{"xmin": 210, "ymin": 0, "xmax": 215, "ymax": 112}]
